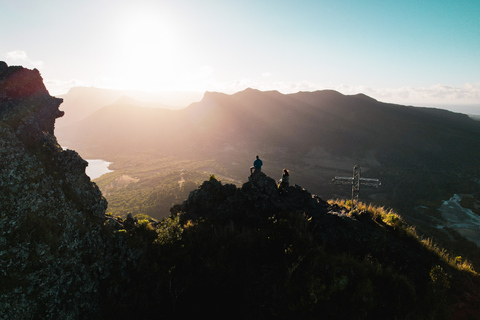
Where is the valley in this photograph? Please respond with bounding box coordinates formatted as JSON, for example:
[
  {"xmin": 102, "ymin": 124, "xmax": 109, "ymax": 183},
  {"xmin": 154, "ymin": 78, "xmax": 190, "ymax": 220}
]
[
  {"xmin": 55, "ymin": 86, "xmax": 480, "ymax": 269},
  {"xmin": 92, "ymin": 153, "xmax": 240, "ymax": 219}
]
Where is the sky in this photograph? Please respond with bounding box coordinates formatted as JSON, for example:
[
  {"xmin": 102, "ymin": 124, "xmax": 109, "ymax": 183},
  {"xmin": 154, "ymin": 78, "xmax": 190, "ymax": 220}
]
[{"xmin": 1, "ymin": 0, "xmax": 479, "ymax": 112}]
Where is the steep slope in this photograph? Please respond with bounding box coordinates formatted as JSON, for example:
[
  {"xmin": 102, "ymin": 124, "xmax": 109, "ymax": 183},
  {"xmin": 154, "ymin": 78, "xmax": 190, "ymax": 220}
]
[{"xmin": 0, "ymin": 62, "xmax": 108, "ymax": 319}]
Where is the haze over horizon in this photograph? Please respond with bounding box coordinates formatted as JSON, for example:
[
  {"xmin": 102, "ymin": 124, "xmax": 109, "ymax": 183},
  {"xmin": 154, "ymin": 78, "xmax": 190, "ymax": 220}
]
[{"xmin": 1, "ymin": 0, "xmax": 479, "ymax": 113}]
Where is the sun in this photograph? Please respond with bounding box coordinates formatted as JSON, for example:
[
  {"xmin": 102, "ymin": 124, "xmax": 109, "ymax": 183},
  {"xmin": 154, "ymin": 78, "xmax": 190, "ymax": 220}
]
[{"xmin": 109, "ymin": 9, "xmax": 187, "ymax": 92}]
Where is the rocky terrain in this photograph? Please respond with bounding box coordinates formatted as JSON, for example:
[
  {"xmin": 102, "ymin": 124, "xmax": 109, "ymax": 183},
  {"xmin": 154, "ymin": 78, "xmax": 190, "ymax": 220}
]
[
  {"xmin": 2, "ymin": 62, "xmax": 480, "ymax": 319},
  {"xmin": 0, "ymin": 61, "xmax": 108, "ymax": 319}
]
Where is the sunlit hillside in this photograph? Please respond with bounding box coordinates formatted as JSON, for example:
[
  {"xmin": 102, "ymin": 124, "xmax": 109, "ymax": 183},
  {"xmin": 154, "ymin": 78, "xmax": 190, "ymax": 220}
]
[{"xmin": 56, "ymin": 87, "xmax": 480, "ymax": 211}]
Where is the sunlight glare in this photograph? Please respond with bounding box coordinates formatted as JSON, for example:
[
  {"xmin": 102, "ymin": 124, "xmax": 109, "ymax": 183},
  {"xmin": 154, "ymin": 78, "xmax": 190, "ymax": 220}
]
[{"xmin": 110, "ymin": 9, "xmax": 189, "ymax": 92}]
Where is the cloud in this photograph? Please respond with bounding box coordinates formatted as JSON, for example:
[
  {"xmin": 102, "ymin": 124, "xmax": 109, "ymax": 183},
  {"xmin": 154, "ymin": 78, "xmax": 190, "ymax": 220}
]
[
  {"xmin": 315, "ymin": 83, "xmax": 480, "ymax": 106},
  {"xmin": 4, "ymin": 50, "xmax": 44, "ymax": 69}
]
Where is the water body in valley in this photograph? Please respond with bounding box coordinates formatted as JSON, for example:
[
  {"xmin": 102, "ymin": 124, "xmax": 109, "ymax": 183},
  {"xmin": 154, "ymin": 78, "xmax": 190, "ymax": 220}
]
[{"xmin": 86, "ymin": 159, "xmax": 113, "ymax": 180}]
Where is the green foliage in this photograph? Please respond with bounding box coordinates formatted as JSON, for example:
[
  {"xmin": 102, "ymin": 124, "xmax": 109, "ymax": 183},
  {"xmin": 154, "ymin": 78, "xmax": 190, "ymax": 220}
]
[
  {"xmin": 94, "ymin": 155, "xmax": 240, "ymax": 220},
  {"xmin": 155, "ymin": 214, "xmax": 184, "ymax": 246},
  {"xmin": 429, "ymin": 264, "xmax": 451, "ymax": 304},
  {"xmin": 429, "ymin": 265, "xmax": 451, "ymax": 288},
  {"xmin": 329, "ymin": 199, "xmax": 477, "ymax": 275},
  {"xmin": 94, "ymin": 174, "xmax": 479, "ymax": 318},
  {"xmin": 209, "ymin": 174, "xmax": 217, "ymax": 181},
  {"xmin": 382, "ymin": 213, "xmax": 401, "ymax": 227}
]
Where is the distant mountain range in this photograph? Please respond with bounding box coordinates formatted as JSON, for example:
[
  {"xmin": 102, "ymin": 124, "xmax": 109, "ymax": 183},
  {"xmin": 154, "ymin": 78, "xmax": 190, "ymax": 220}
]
[
  {"xmin": 57, "ymin": 87, "xmax": 480, "ymax": 160},
  {"xmin": 55, "ymin": 87, "xmax": 480, "ymax": 255},
  {"xmin": 55, "ymin": 86, "xmax": 200, "ymax": 128},
  {"xmin": 56, "ymin": 87, "xmax": 480, "ymax": 208}
]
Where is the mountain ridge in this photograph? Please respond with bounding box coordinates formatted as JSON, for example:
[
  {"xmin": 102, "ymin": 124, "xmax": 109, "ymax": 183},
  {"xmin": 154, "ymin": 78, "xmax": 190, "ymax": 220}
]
[
  {"xmin": 56, "ymin": 85, "xmax": 480, "ymax": 266},
  {"xmin": 56, "ymin": 85, "xmax": 480, "ymax": 186}
]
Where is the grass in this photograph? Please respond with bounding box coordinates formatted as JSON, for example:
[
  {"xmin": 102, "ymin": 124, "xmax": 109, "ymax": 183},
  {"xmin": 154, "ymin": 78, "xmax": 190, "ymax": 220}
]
[
  {"xmin": 328, "ymin": 198, "xmax": 477, "ymax": 275},
  {"xmin": 94, "ymin": 155, "xmax": 241, "ymax": 219}
]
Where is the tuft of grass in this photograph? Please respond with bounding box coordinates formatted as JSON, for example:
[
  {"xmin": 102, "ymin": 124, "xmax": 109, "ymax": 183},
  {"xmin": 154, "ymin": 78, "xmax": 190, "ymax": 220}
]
[
  {"xmin": 421, "ymin": 238, "xmax": 476, "ymax": 274},
  {"xmin": 328, "ymin": 198, "xmax": 478, "ymax": 275}
]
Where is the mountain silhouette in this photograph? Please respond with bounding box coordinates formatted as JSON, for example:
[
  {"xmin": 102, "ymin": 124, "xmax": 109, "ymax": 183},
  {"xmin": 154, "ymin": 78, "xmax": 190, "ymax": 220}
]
[
  {"xmin": 55, "ymin": 86, "xmax": 200, "ymax": 128},
  {"xmin": 58, "ymin": 87, "xmax": 480, "ymax": 162},
  {"xmin": 56, "ymin": 87, "xmax": 480, "ymax": 210}
]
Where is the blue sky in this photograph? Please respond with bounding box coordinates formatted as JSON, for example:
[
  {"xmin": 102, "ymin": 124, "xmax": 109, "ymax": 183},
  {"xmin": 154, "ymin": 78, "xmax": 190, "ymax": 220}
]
[{"xmin": 1, "ymin": 0, "xmax": 479, "ymax": 112}]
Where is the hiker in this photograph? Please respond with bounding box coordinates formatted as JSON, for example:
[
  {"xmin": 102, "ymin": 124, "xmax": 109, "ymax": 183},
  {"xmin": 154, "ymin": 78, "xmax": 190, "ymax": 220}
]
[
  {"xmin": 279, "ymin": 168, "xmax": 289, "ymax": 188},
  {"xmin": 250, "ymin": 155, "xmax": 263, "ymax": 175}
]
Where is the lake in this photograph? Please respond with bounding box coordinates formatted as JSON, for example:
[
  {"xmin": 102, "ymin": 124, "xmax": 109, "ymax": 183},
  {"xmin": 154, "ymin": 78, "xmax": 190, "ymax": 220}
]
[{"xmin": 86, "ymin": 159, "xmax": 113, "ymax": 180}]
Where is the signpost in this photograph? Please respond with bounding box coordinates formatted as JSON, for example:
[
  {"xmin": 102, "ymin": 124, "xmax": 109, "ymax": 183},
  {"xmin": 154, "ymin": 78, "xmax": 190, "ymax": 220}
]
[{"xmin": 332, "ymin": 165, "xmax": 381, "ymax": 211}]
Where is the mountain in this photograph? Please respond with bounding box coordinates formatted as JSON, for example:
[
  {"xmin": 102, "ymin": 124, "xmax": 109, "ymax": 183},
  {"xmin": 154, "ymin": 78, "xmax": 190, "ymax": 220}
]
[
  {"xmin": 56, "ymin": 87, "xmax": 480, "ymax": 270},
  {"xmin": 2, "ymin": 61, "xmax": 480, "ymax": 319},
  {"xmin": 58, "ymin": 87, "xmax": 480, "ymax": 165},
  {"xmin": 56, "ymin": 88, "xmax": 480, "ymax": 210},
  {"xmin": 55, "ymin": 86, "xmax": 200, "ymax": 128}
]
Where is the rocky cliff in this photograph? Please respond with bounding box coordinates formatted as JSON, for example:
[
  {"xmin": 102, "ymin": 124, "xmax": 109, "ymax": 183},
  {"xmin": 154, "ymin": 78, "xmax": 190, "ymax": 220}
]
[{"xmin": 0, "ymin": 62, "xmax": 108, "ymax": 319}]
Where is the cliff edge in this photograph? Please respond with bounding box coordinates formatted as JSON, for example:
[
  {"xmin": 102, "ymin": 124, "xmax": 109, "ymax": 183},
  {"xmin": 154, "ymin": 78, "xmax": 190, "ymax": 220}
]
[{"xmin": 0, "ymin": 62, "xmax": 107, "ymax": 319}]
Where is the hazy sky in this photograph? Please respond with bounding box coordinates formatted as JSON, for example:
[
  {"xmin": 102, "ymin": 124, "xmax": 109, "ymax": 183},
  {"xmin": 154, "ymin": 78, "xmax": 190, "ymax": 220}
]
[{"xmin": 1, "ymin": 0, "xmax": 479, "ymax": 111}]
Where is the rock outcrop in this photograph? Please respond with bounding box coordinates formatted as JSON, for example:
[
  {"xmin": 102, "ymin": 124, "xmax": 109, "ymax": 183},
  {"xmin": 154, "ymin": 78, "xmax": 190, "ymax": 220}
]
[
  {"xmin": 179, "ymin": 172, "xmax": 433, "ymax": 275},
  {"xmin": 181, "ymin": 171, "xmax": 329, "ymax": 223},
  {"xmin": 0, "ymin": 62, "xmax": 108, "ymax": 319}
]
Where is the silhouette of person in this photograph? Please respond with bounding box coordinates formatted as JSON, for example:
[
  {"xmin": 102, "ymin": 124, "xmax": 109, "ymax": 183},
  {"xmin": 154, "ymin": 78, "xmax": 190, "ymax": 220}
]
[
  {"xmin": 250, "ymin": 155, "xmax": 263, "ymax": 175},
  {"xmin": 279, "ymin": 168, "xmax": 289, "ymax": 188}
]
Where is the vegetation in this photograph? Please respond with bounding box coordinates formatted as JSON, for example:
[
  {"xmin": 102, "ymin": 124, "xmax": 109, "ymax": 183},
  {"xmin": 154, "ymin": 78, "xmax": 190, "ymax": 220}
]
[
  {"xmin": 330, "ymin": 199, "xmax": 477, "ymax": 275},
  {"xmin": 94, "ymin": 154, "xmax": 241, "ymax": 219},
  {"xmin": 97, "ymin": 182, "xmax": 480, "ymax": 319}
]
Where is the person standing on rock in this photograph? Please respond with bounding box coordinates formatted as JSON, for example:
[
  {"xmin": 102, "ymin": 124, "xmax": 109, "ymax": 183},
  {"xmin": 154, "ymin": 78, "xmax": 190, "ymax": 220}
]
[
  {"xmin": 279, "ymin": 168, "xmax": 289, "ymax": 188},
  {"xmin": 250, "ymin": 155, "xmax": 263, "ymax": 175}
]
